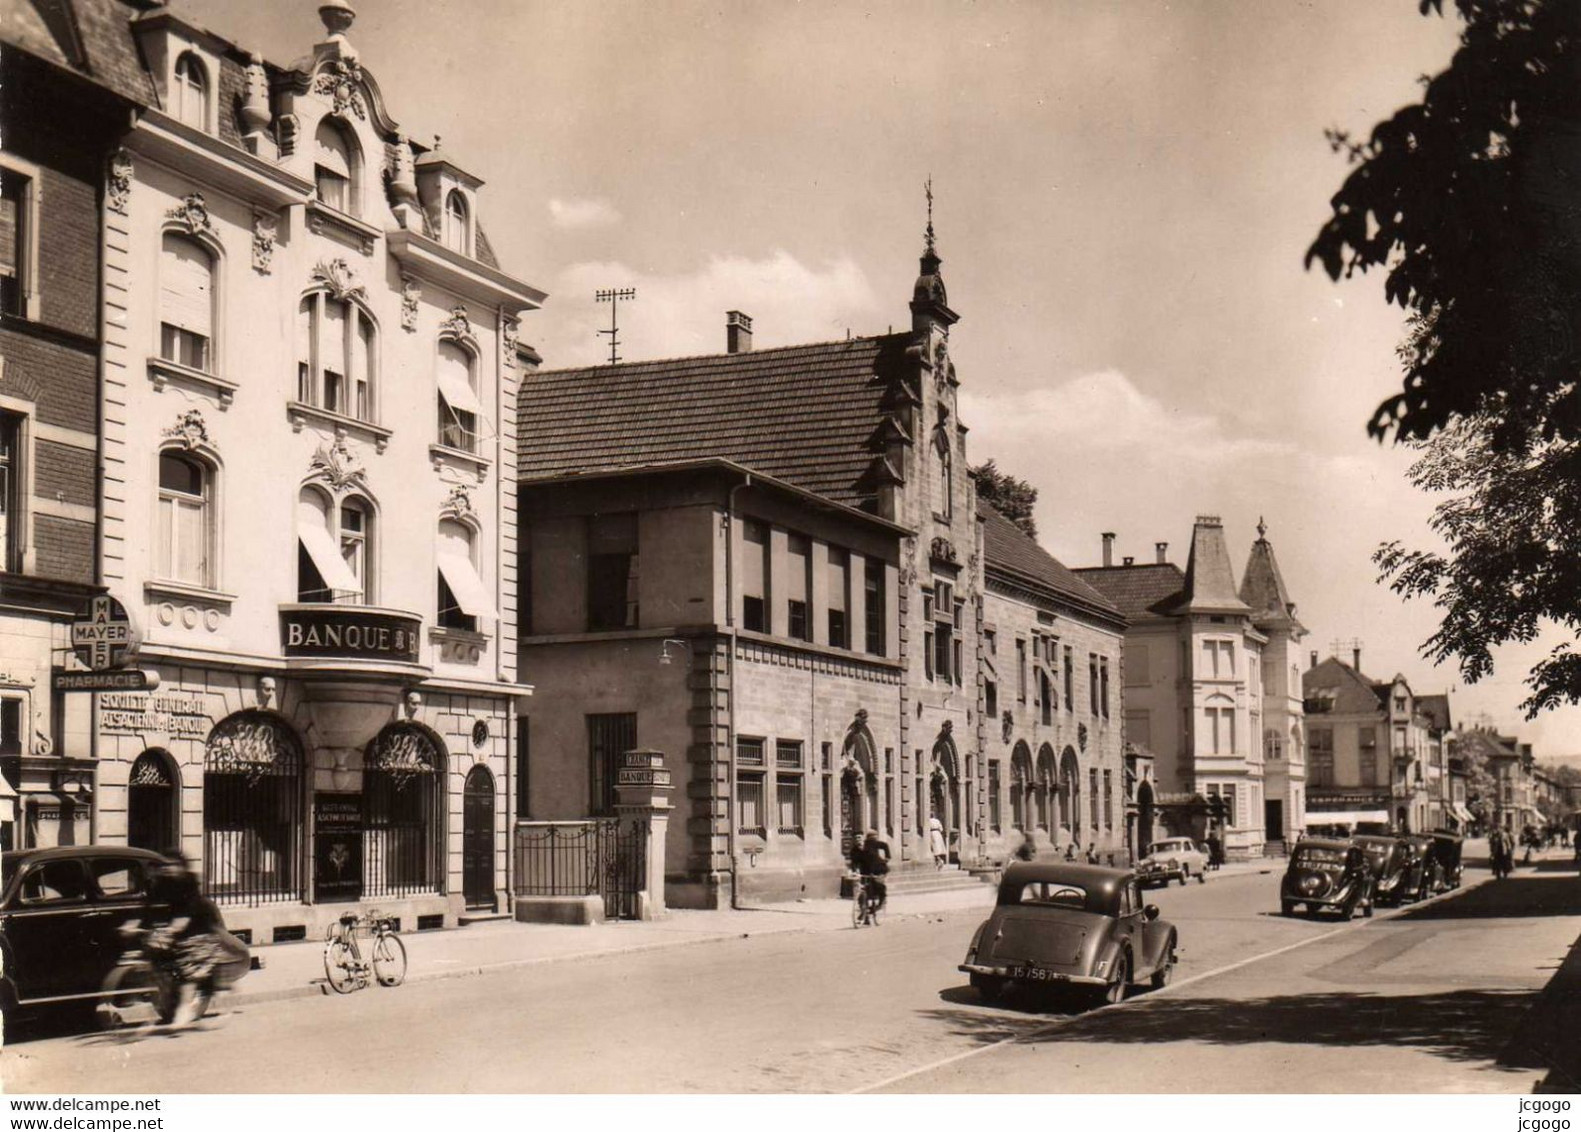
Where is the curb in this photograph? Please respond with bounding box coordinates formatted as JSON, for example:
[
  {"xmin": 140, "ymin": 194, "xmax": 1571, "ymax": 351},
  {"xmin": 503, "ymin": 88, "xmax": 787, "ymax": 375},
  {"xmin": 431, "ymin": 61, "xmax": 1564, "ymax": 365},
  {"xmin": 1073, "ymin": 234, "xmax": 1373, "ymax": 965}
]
[{"xmin": 225, "ymin": 901, "xmax": 991, "ymax": 1009}]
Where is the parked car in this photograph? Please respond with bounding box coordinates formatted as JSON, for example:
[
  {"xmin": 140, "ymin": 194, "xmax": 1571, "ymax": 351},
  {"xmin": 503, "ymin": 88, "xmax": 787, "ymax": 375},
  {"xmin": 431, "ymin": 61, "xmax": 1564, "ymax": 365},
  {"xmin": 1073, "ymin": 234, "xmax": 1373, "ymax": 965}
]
[
  {"xmin": 1281, "ymin": 838, "xmax": 1373, "ymax": 920},
  {"xmin": 1402, "ymin": 834, "xmax": 1443, "ymax": 901},
  {"xmin": 958, "ymin": 862, "xmax": 1178, "ymax": 1007},
  {"xmin": 1135, "ymin": 837, "xmax": 1208, "ymax": 888},
  {"xmin": 0, "ymin": 845, "xmax": 247, "ymax": 1018},
  {"xmin": 1428, "ymin": 831, "xmax": 1464, "ymax": 890},
  {"xmin": 1352, "ymin": 834, "xmax": 1412, "ymax": 906}
]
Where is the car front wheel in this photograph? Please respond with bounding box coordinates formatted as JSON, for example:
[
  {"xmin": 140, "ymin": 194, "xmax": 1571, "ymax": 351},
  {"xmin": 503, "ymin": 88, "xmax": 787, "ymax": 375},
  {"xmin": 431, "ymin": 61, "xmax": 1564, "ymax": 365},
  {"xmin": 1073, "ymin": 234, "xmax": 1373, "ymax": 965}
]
[{"xmin": 1177, "ymin": 867, "xmax": 1189, "ymax": 887}]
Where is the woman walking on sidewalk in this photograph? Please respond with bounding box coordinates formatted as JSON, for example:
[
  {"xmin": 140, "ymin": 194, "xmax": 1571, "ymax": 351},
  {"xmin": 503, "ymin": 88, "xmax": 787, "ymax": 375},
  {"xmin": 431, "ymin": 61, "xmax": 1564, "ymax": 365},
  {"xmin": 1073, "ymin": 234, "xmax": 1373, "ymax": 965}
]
[{"xmin": 928, "ymin": 816, "xmax": 948, "ymax": 869}]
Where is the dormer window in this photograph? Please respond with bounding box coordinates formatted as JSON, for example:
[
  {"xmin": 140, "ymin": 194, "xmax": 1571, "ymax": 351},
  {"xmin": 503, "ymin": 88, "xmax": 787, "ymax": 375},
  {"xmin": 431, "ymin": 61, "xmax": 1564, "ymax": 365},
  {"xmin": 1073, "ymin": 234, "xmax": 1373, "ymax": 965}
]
[
  {"xmin": 314, "ymin": 119, "xmax": 357, "ymax": 216},
  {"xmin": 173, "ymin": 53, "xmax": 209, "ymax": 132},
  {"xmin": 443, "ymin": 191, "xmax": 470, "ymax": 256}
]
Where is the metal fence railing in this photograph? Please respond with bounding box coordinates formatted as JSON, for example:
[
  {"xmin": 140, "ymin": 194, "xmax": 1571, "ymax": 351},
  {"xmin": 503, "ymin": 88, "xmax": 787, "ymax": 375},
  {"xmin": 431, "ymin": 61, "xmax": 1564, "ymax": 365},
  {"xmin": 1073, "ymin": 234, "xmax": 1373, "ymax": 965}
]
[{"xmin": 512, "ymin": 819, "xmax": 647, "ymax": 920}]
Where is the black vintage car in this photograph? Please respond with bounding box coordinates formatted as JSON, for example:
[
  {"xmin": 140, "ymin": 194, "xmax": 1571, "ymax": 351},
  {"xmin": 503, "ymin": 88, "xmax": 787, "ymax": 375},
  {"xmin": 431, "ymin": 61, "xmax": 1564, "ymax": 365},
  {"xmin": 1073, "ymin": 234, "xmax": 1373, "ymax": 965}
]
[
  {"xmin": 0, "ymin": 845, "xmax": 247, "ymax": 1017},
  {"xmin": 959, "ymin": 862, "xmax": 1177, "ymax": 1008},
  {"xmin": 1352, "ymin": 834, "xmax": 1413, "ymax": 907},
  {"xmin": 1281, "ymin": 838, "xmax": 1373, "ymax": 919},
  {"xmin": 1428, "ymin": 831, "xmax": 1464, "ymax": 890},
  {"xmin": 1402, "ymin": 834, "xmax": 1444, "ymax": 901}
]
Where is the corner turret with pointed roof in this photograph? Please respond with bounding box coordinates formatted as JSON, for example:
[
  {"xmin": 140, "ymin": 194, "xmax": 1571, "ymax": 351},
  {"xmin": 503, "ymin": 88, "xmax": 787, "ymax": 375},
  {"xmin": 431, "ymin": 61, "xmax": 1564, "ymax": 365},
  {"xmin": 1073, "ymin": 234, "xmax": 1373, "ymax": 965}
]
[
  {"xmin": 1174, "ymin": 515, "xmax": 1251, "ymax": 615},
  {"xmin": 1240, "ymin": 516, "xmax": 1307, "ymax": 635}
]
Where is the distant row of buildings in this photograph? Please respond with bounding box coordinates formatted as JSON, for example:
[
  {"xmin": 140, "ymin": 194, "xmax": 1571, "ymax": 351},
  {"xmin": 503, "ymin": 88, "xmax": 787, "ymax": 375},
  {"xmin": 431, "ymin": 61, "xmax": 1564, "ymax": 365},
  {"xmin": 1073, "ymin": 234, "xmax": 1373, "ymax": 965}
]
[{"xmin": 3, "ymin": 0, "xmax": 1573, "ymax": 943}]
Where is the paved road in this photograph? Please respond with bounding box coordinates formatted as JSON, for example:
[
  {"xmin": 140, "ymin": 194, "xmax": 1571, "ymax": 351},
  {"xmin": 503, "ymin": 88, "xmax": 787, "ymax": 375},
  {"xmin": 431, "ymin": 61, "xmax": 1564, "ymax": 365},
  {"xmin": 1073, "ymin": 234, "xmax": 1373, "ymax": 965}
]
[{"xmin": 4, "ymin": 861, "xmax": 1574, "ymax": 1093}]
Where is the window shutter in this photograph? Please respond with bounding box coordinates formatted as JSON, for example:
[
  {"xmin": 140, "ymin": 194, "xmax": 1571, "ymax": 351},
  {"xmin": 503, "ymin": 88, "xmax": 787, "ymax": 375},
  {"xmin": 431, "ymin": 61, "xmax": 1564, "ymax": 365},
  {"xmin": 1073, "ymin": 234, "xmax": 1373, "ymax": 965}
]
[{"xmin": 160, "ymin": 236, "xmax": 212, "ymax": 336}]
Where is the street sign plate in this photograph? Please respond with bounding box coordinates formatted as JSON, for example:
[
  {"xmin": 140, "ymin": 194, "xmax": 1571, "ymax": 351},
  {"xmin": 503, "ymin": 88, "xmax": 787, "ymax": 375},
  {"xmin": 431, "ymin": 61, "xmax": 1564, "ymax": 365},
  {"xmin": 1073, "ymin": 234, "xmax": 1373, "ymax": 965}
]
[{"xmin": 69, "ymin": 594, "xmax": 140, "ymax": 672}]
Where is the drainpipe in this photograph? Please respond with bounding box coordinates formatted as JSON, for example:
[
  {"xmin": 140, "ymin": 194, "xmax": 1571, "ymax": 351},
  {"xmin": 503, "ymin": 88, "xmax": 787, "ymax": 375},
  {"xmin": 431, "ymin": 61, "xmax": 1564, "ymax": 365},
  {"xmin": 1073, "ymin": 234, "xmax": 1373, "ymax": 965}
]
[{"xmin": 725, "ymin": 473, "xmax": 751, "ymax": 909}]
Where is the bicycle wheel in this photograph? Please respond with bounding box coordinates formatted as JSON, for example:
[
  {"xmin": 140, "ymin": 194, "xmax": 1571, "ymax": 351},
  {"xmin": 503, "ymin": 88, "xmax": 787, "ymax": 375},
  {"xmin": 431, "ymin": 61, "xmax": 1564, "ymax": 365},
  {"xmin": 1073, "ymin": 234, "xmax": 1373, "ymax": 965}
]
[
  {"xmin": 372, "ymin": 932, "xmax": 406, "ymax": 987},
  {"xmin": 97, "ymin": 962, "xmax": 160, "ymax": 1030},
  {"xmin": 323, "ymin": 938, "xmax": 360, "ymax": 994},
  {"xmin": 851, "ymin": 889, "xmax": 866, "ymax": 928}
]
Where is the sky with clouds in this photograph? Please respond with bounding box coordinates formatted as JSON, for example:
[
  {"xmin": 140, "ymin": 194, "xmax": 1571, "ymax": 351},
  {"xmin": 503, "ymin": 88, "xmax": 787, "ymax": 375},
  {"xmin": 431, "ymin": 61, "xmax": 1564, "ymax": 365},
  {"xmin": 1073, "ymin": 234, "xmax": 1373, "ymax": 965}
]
[{"xmin": 184, "ymin": 0, "xmax": 1581, "ymax": 755}]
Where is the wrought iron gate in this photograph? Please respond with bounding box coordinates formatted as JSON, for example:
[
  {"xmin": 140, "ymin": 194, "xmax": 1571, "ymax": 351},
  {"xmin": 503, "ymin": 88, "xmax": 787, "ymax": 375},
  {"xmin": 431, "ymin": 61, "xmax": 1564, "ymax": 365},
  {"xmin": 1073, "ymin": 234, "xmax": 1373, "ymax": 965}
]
[{"xmin": 513, "ymin": 818, "xmax": 647, "ymax": 920}]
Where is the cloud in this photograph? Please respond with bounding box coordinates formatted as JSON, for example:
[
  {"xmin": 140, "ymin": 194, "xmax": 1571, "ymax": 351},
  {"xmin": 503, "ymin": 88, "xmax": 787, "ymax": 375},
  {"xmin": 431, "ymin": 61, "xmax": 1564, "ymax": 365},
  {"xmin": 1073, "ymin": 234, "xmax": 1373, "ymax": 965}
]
[
  {"xmin": 547, "ymin": 198, "xmax": 622, "ymax": 230},
  {"xmin": 529, "ymin": 250, "xmax": 885, "ymax": 366}
]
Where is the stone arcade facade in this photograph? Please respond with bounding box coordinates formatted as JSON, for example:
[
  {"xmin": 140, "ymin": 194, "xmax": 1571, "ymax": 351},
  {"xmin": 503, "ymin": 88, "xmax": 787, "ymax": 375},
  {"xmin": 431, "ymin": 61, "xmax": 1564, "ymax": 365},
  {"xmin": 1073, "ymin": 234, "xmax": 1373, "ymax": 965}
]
[
  {"xmin": 81, "ymin": 3, "xmax": 541, "ymax": 940},
  {"xmin": 518, "ymin": 229, "xmax": 1127, "ymax": 906}
]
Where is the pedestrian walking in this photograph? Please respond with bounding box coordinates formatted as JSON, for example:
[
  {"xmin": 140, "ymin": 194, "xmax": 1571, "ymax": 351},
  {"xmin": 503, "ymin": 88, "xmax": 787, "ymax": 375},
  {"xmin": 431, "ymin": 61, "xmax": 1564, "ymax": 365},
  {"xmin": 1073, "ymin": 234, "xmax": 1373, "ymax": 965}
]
[
  {"xmin": 1063, "ymin": 842, "xmax": 1077, "ymax": 862},
  {"xmin": 1207, "ymin": 830, "xmax": 1224, "ymax": 871},
  {"xmin": 927, "ymin": 815, "xmax": 948, "ymax": 869},
  {"xmin": 1084, "ymin": 841, "xmax": 1099, "ymax": 864},
  {"xmin": 1014, "ymin": 829, "xmax": 1037, "ymax": 862}
]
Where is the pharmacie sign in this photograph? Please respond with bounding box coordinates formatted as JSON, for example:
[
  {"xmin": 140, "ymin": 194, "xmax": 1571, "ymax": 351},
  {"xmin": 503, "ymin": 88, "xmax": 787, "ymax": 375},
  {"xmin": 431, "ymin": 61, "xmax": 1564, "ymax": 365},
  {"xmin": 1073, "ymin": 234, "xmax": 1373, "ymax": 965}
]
[
  {"xmin": 281, "ymin": 607, "xmax": 421, "ymax": 663},
  {"xmin": 70, "ymin": 594, "xmax": 139, "ymax": 671}
]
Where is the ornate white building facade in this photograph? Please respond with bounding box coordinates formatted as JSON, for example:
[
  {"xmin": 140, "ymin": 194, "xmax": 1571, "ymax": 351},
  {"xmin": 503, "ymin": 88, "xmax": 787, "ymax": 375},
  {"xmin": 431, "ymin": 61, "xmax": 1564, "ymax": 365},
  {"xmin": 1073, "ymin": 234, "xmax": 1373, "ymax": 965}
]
[{"xmin": 89, "ymin": 2, "xmax": 542, "ymax": 940}]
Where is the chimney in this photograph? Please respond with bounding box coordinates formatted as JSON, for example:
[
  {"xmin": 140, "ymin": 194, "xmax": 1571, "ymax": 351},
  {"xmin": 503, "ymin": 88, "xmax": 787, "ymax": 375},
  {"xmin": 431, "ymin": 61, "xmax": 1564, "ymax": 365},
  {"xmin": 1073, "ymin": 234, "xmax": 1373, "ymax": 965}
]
[
  {"xmin": 1352, "ymin": 645, "xmax": 1362, "ymax": 672},
  {"xmin": 1102, "ymin": 532, "xmax": 1116, "ymax": 567},
  {"xmin": 1310, "ymin": 650, "xmax": 1318, "ymax": 670},
  {"xmin": 1154, "ymin": 541, "xmax": 1168, "ymax": 564},
  {"xmin": 726, "ymin": 310, "xmax": 753, "ymax": 354},
  {"xmin": 1123, "ymin": 556, "xmax": 1134, "ymax": 566}
]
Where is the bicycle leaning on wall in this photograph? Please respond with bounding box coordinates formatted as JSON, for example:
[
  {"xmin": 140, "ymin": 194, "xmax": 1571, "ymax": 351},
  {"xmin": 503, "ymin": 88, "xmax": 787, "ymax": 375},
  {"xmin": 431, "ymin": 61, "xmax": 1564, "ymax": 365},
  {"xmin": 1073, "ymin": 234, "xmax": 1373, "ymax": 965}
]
[{"xmin": 322, "ymin": 910, "xmax": 407, "ymax": 993}]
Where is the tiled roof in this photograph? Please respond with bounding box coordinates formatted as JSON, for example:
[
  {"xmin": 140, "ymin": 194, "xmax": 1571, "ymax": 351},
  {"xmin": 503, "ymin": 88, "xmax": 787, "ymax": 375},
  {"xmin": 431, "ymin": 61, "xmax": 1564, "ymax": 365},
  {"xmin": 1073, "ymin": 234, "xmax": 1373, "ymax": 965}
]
[
  {"xmin": 1302, "ymin": 657, "xmax": 1385, "ymax": 715},
  {"xmin": 1240, "ymin": 531, "xmax": 1305, "ymax": 632},
  {"xmin": 1, "ymin": 0, "xmax": 155, "ymax": 105},
  {"xmin": 979, "ymin": 502, "xmax": 1121, "ymax": 621},
  {"xmin": 1178, "ymin": 517, "xmax": 1251, "ymax": 614},
  {"xmin": 518, "ymin": 334, "xmax": 911, "ymax": 506},
  {"xmin": 1416, "ymin": 693, "xmax": 1451, "ymax": 733},
  {"xmin": 1072, "ymin": 562, "xmax": 1186, "ymax": 623}
]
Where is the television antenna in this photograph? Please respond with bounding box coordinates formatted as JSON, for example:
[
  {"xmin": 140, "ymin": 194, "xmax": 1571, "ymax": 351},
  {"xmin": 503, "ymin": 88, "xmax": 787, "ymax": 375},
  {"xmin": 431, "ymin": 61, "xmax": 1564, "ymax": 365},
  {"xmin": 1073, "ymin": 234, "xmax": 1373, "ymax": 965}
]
[{"xmin": 595, "ymin": 287, "xmax": 636, "ymax": 365}]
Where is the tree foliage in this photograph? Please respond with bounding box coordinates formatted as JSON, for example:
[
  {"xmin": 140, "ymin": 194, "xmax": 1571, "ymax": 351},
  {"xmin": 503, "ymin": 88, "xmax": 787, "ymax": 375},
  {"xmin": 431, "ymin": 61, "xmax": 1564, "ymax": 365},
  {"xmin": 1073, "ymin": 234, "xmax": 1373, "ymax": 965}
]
[
  {"xmin": 970, "ymin": 459, "xmax": 1037, "ymax": 539},
  {"xmin": 1308, "ymin": 0, "xmax": 1581, "ymax": 717}
]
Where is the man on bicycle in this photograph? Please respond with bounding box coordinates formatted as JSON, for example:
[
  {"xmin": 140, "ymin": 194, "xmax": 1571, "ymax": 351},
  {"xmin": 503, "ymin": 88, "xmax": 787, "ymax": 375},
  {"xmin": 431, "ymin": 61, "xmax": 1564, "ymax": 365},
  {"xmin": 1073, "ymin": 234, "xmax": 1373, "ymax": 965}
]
[{"xmin": 856, "ymin": 829, "xmax": 890, "ymax": 912}]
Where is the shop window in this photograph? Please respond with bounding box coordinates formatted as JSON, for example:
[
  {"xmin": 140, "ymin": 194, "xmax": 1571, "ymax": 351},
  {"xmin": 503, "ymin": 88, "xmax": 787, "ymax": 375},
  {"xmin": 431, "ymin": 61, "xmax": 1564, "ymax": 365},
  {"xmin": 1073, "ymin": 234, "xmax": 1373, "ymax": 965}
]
[
  {"xmin": 741, "ymin": 519, "xmax": 768, "ymax": 632},
  {"xmin": 160, "ymin": 233, "xmax": 214, "ymax": 372},
  {"xmin": 435, "ymin": 338, "xmax": 480, "ymax": 451},
  {"xmin": 297, "ymin": 292, "xmax": 377, "ymax": 421},
  {"xmin": 586, "ymin": 512, "xmax": 638, "ymax": 631},
  {"xmin": 587, "ymin": 713, "xmax": 635, "ymax": 816},
  {"xmin": 173, "ymin": 52, "xmax": 209, "ymax": 132},
  {"xmin": 314, "ymin": 118, "xmax": 358, "ymax": 215},
  {"xmin": 438, "ymin": 518, "xmax": 493, "ymax": 632},
  {"xmin": 156, "ymin": 450, "xmax": 213, "ymax": 587}
]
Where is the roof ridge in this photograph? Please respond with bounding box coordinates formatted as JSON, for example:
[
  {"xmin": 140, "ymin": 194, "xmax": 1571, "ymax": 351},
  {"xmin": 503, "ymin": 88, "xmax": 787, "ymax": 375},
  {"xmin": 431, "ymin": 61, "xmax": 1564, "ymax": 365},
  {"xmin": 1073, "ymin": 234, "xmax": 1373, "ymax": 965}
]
[{"xmin": 530, "ymin": 332, "xmax": 907, "ymax": 378}]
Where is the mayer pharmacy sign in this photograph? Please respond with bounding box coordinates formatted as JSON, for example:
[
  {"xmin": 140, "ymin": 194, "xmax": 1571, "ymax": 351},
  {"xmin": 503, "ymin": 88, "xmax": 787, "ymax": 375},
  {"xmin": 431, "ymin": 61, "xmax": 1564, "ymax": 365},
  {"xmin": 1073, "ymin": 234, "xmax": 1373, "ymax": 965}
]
[{"xmin": 70, "ymin": 594, "xmax": 140, "ymax": 672}]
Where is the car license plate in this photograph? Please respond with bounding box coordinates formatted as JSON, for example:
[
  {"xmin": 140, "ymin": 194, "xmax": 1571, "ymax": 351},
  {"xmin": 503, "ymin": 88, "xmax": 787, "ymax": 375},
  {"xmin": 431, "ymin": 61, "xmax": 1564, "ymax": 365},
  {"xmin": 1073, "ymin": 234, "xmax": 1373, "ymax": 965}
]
[{"xmin": 1011, "ymin": 965, "xmax": 1066, "ymax": 983}]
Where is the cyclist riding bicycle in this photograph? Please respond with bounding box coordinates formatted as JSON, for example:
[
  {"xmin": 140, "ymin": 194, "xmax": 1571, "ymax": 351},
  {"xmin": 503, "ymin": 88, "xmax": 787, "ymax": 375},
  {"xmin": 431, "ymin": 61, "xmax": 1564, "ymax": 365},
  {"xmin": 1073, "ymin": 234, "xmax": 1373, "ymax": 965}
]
[
  {"xmin": 129, "ymin": 851, "xmax": 247, "ymax": 1026},
  {"xmin": 856, "ymin": 829, "xmax": 890, "ymax": 912}
]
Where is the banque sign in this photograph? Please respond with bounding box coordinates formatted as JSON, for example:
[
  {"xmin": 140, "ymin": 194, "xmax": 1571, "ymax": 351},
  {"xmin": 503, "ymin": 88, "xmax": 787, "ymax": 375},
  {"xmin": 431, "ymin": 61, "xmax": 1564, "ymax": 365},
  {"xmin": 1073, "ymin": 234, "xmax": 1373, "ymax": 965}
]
[{"xmin": 280, "ymin": 607, "xmax": 422, "ymax": 663}]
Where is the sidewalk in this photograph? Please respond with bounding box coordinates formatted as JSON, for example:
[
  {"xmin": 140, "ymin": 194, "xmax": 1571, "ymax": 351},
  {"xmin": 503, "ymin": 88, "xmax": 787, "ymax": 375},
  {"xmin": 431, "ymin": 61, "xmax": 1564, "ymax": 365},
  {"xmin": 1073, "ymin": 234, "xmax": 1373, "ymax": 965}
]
[{"xmin": 230, "ymin": 857, "xmax": 1277, "ymax": 1007}]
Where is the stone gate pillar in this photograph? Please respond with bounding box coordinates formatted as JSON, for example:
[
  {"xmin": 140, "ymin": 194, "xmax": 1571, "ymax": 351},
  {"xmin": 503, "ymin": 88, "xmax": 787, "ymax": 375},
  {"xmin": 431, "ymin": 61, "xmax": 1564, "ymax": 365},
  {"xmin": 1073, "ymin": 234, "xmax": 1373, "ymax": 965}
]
[{"xmin": 615, "ymin": 748, "xmax": 673, "ymax": 920}]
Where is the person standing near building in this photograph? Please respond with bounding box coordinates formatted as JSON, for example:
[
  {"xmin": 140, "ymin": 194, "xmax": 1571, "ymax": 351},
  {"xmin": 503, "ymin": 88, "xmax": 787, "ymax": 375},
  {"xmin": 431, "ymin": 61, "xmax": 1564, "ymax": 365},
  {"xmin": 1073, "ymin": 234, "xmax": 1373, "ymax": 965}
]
[{"xmin": 928, "ymin": 815, "xmax": 948, "ymax": 870}]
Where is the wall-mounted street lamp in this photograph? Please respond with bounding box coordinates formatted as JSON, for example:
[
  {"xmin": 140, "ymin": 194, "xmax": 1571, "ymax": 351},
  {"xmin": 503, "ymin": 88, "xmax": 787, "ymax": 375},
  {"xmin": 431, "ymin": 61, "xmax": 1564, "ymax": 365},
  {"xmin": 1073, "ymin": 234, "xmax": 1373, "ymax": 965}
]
[{"xmin": 658, "ymin": 639, "xmax": 691, "ymax": 667}]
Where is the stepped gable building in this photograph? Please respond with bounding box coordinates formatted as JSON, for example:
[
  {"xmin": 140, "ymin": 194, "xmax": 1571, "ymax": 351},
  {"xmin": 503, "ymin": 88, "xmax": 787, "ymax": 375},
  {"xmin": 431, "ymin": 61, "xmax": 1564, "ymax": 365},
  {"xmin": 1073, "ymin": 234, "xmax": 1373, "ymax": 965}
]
[
  {"xmin": 517, "ymin": 223, "xmax": 1127, "ymax": 905},
  {"xmin": 976, "ymin": 504, "xmax": 1128, "ymax": 865},
  {"xmin": 0, "ymin": 0, "xmax": 150, "ymax": 849},
  {"xmin": 72, "ymin": 0, "xmax": 543, "ymax": 939},
  {"xmin": 1075, "ymin": 516, "xmax": 1272, "ymax": 859},
  {"xmin": 1301, "ymin": 651, "xmax": 1446, "ymax": 834},
  {"xmin": 1238, "ymin": 519, "xmax": 1308, "ymax": 846}
]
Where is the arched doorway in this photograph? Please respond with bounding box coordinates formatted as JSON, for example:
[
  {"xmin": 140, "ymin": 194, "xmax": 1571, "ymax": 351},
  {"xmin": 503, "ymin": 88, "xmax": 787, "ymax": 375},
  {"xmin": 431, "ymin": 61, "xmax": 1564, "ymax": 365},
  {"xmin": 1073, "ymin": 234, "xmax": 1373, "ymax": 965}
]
[
  {"xmin": 931, "ymin": 733, "xmax": 960, "ymax": 862},
  {"xmin": 1137, "ymin": 780, "xmax": 1155, "ymax": 852},
  {"xmin": 1009, "ymin": 742, "xmax": 1032, "ymax": 831},
  {"xmin": 364, "ymin": 723, "xmax": 446, "ymax": 898},
  {"xmin": 1035, "ymin": 744, "xmax": 1056, "ymax": 832},
  {"xmin": 1060, "ymin": 747, "xmax": 1081, "ymax": 847},
  {"xmin": 462, "ymin": 764, "xmax": 495, "ymax": 910},
  {"xmin": 203, "ymin": 711, "xmax": 304, "ymax": 906},
  {"xmin": 128, "ymin": 749, "xmax": 179, "ymax": 853},
  {"xmin": 840, "ymin": 720, "xmax": 876, "ymax": 861}
]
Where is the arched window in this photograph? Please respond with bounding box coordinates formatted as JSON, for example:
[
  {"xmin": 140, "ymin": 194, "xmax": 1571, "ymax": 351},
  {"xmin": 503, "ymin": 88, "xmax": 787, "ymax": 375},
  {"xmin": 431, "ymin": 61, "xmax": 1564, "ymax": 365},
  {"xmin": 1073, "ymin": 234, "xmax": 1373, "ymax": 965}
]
[
  {"xmin": 156, "ymin": 449, "xmax": 212, "ymax": 586},
  {"xmin": 203, "ymin": 711, "xmax": 304, "ymax": 905},
  {"xmin": 363, "ymin": 724, "xmax": 445, "ymax": 897},
  {"xmin": 173, "ymin": 53, "xmax": 209, "ymax": 131},
  {"xmin": 437, "ymin": 518, "xmax": 494, "ymax": 632},
  {"xmin": 436, "ymin": 339, "xmax": 480, "ymax": 452},
  {"xmin": 313, "ymin": 118, "xmax": 357, "ymax": 215},
  {"xmin": 160, "ymin": 233, "xmax": 214, "ymax": 371},
  {"xmin": 443, "ymin": 190, "xmax": 470, "ymax": 255},
  {"xmin": 296, "ymin": 292, "xmax": 376, "ymax": 420},
  {"xmin": 128, "ymin": 749, "xmax": 179, "ymax": 852},
  {"xmin": 1060, "ymin": 747, "xmax": 1081, "ymax": 842},
  {"xmin": 296, "ymin": 486, "xmax": 373, "ymax": 604},
  {"xmin": 1010, "ymin": 743, "xmax": 1032, "ymax": 831},
  {"xmin": 1036, "ymin": 745, "xmax": 1056, "ymax": 830}
]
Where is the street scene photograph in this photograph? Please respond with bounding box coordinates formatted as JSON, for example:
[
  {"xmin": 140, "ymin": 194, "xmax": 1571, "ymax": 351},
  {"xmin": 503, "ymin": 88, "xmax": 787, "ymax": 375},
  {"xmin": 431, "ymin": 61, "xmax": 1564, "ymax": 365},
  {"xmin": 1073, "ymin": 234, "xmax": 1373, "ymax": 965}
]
[{"xmin": 2, "ymin": 0, "xmax": 1581, "ymax": 1108}]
